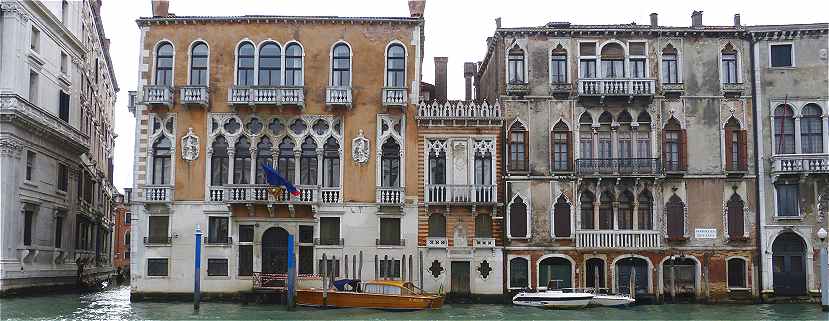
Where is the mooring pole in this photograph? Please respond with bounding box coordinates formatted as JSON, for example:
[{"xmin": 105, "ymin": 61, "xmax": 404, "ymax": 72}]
[
  {"xmin": 194, "ymin": 225, "xmax": 203, "ymax": 311},
  {"xmin": 286, "ymin": 233, "xmax": 296, "ymax": 310}
]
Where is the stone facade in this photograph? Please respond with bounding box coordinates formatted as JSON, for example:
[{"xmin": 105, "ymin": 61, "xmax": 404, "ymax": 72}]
[{"xmin": 0, "ymin": 0, "xmax": 118, "ymax": 294}]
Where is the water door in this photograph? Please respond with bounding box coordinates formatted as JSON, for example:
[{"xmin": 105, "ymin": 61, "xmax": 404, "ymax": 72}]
[
  {"xmin": 451, "ymin": 261, "xmax": 471, "ymax": 296},
  {"xmin": 772, "ymin": 233, "xmax": 807, "ymax": 296}
]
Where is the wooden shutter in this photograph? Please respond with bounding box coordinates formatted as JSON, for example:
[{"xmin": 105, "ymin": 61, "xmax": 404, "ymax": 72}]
[
  {"xmin": 680, "ymin": 129, "xmax": 688, "ymax": 171},
  {"xmin": 566, "ymin": 131, "xmax": 573, "ymax": 171},
  {"xmin": 728, "ymin": 205, "xmax": 745, "ymax": 240},
  {"xmin": 554, "ymin": 202, "xmax": 571, "ymax": 238},
  {"xmin": 724, "ymin": 129, "xmax": 733, "ymax": 171},
  {"xmin": 739, "ymin": 130, "xmax": 748, "ymax": 171}
]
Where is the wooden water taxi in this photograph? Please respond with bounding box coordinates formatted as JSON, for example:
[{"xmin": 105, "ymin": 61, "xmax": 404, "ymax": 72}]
[{"xmin": 296, "ymin": 279, "xmax": 444, "ymax": 310}]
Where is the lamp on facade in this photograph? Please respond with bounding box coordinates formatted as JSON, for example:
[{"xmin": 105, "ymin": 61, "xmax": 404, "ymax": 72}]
[{"xmin": 817, "ymin": 227, "xmax": 828, "ymax": 311}]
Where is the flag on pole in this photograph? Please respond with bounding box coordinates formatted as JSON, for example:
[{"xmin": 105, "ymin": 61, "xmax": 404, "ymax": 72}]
[{"xmin": 261, "ymin": 164, "xmax": 301, "ymax": 196}]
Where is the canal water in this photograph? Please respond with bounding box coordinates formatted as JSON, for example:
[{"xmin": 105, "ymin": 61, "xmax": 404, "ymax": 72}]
[{"xmin": 1, "ymin": 286, "xmax": 827, "ymax": 320}]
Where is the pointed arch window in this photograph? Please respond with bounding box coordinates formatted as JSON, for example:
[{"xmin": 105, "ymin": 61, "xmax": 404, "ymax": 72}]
[
  {"xmin": 236, "ymin": 42, "xmax": 255, "ymax": 86},
  {"xmin": 429, "ymin": 145, "xmax": 446, "ymax": 185},
  {"xmin": 580, "ymin": 191, "xmax": 595, "ymax": 229},
  {"xmin": 155, "ymin": 42, "xmax": 173, "ymax": 86},
  {"xmin": 385, "ymin": 44, "xmax": 405, "ymax": 87},
  {"xmin": 663, "ymin": 118, "xmax": 686, "ymax": 171},
  {"xmin": 721, "ymin": 45, "xmax": 738, "ymax": 84},
  {"xmin": 774, "ymin": 105, "xmax": 795, "ymax": 154},
  {"xmin": 285, "ymin": 43, "xmax": 303, "ymax": 86},
  {"xmin": 189, "ymin": 42, "xmax": 208, "ymax": 86},
  {"xmin": 599, "ymin": 191, "xmax": 614, "ymax": 230},
  {"xmin": 618, "ymin": 191, "xmax": 634, "ymax": 230},
  {"xmin": 381, "ymin": 139, "xmax": 401, "ymax": 187},
  {"xmin": 331, "ymin": 43, "xmax": 351, "ymax": 87},
  {"xmin": 428, "ymin": 213, "xmax": 446, "ymax": 237},
  {"xmin": 509, "ymin": 122, "xmax": 528, "ymax": 172},
  {"xmin": 618, "ymin": 111, "xmax": 634, "ymax": 159},
  {"xmin": 508, "ymin": 46, "xmax": 526, "ymax": 84},
  {"xmin": 598, "ymin": 112, "xmax": 613, "ymax": 161},
  {"xmin": 300, "ymin": 137, "xmax": 317, "ymax": 185},
  {"xmin": 579, "ymin": 113, "xmax": 594, "ymax": 159},
  {"xmin": 637, "ymin": 112, "xmax": 652, "ymax": 158},
  {"xmin": 666, "ymin": 195, "xmax": 686, "ymax": 240},
  {"xmin": 277, "ymin": 137, "xmax": 295, "ymax": 183},
  {"xmin": 474, "ymin": 146, "xmax": 492, "ymax": 185},
  {"xmin": 210, "ymin": 136, "xmax": 229, "ymax": 186},
  {"xmin": 801, "ymin": 104, "xmax": 824, "ymax": 154},
  {"xmin": 637, "ymin": 190, "xmax": 653, "ymax": 230},
  {"xmin": 553, "ymin": 195, "xmax": 571, "ymax": 238},
  {"xmin": 552, "ymin": 122, "xmax": 572, "ymax": 171},
  {"xmin": 475, "ymin": 214, "xmax": 492, "ymax": 238},
  {"xmin": 661, "ymin": 45, "xmax": 679, "ymax": 84},
  {"xmin": 322, "ymin": 137, "xmax": 340, "ymax": 187},
  {"xmin": 551, "ymin": 46, "xmax": 567, "ymax": 83},
  {"xmin": 255, "ymin": 137, "xmax": 272, "ymax": 184},
  {"xmin": 151, "ymin": 137, "xmax": 171, "ymax": 184},
  {"xmin": 233, "ymin": 137, "xmax": 251, "ymax": 184},
  {"xmin": 258, "ymin": 43, "xmax": 281, "ymax": 86},
  {"xmin": 727, "ymin": 193, "xmax": 745, "ymax": 240},
  {"xmin": 509, "ymin": 196, "xmax": 528, "ymax": 238},
  {"xmin": 724, "ymin": 118, "xmax": 747, "ymax": 171}
]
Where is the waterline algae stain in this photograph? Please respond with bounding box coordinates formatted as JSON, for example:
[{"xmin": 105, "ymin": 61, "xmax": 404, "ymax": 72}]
[{"xmin": 0, "ymin": 287, "xmax": 827, "ymax": 320}]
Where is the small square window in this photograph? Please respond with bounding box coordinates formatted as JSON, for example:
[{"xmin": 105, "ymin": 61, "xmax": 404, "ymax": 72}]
[
  {"xmin": 30, "ymin": 27, "xmax": 40, "ymax": 52},
  {"xmin": 57, "ymin": 163, "xmax": 68, "ymax": 191},
  {"xmin": 770, "ymin": 44, "xmax": 793, "ymax": 68},
  {"xmin": 60, "ymin": 52, "xmax": 68, "ymax": 75},
  {"xmin": 26, "ymin": 151, "xmax": 35, "ymax": 181},
  {"xmin": 207, "ymin": 258, "xmax": 228, "ymax": 276},
  {"xmin": 147, "ymin": 258, "xmax": 168, "ymax": 276}
]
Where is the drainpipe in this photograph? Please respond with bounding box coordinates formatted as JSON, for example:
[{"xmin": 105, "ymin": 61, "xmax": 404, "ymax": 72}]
[{"xmin": 748, "ymin": 33, "xmax": 765, "ymax": 303}]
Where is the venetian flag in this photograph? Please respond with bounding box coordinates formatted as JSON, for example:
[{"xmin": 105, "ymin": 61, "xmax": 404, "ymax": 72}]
[{"xmin": 261, "ymin": 163, "xmax": 301, "ymax": 197}]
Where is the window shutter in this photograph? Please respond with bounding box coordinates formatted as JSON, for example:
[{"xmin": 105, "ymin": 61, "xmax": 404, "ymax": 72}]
[
  {"xmin": 680, "ymin": 129, "xmax": 688, "ymax": 171},
  {"xmin": 724, "ymin": 129, "xmax": 733, "ymax": 170},
  {"xmin": 554, "ymin": 202, "xmax": 571, "ymax": 238},
  {"xmin": 566, "ymin": 131, "xmax": 573, "ymax": 170},
  {"xmin": 739, "ymin": 130, "xmax": 748, "ymax": 171}
]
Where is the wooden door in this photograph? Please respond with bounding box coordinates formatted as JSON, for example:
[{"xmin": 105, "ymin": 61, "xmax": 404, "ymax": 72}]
[
  {"xmin": 773, "ymin": 233, "xmax": 807, "ymax": 296},
  {"xmin": 451, "ymin": 261, "xmax": 470, "ymax": 295}
]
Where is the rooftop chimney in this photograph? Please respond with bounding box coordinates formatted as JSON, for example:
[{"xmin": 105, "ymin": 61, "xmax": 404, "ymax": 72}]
[
  {"xmin": 495, "ymin": 17, "xmax": 502, "ymax": 29},
  {"xmin": 691, "ymin": 10, "xmax": 703, "ymax": 28},
  {"xmin": 434, "ymin": 57, "xmax": 448, "ymax": 103},
  {"xmin": 650, "ymin": 13, "xmax": 658, "ymax": 28},
  {"xmin": 734, "ymin": 14, "xmax": 741, "ymax": 27},
  {"xmin": 408, "ymin": 0, "xmax": 425, "ymax": 18},
  {"xmin": 464, "ymin": 62, "xmax": 477, "ymax": 101},
  {"xmin": 151, "ymin": 0, "xmax": 169, "ymax": 17}
]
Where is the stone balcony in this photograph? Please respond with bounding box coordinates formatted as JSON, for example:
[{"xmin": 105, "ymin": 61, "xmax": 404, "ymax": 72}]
[
  {"xmin": 376, "ymin": 187, "xmax": 404, "ymax": 205},
  {"xmin": 661, "ymin": 82, "xmax": 685, "ymax": 95},
  {"xmin": 325, "ymin": 86, "xmax": 352, "ymax": 107},
  {"xmin": 416, "ymin": 101, "xmax": 502, "ymax": 126},
  {"xmin": 550, "ymin": 82, "xmax": 572, "ymax": 95},
  {"xmin": 227, "ymin": 86, "xmax": 305, "ymax": 107},
  {"xmin": 575, "ymin": 158, "xmax": 661, "ymax": 177},
  {"xmin": 141, "ymin": 185, "xmax": 173, "ymax": 203},
  {"xmin": 575, "ymin": 230, "xmax": 661, "ymax": 249},
  {"xmin": 721, "ymin": 82, "xmax": 745, "ymax": 96},
  {"xmin": 208, "ymin": 185, "xmax": 342, "ymax": 206},
  {"xmin": 506, "ymin": 82, "xmax": 529, "ymax": 96},
  {"xmin": 426, "ymin": 237, "xmax": 448, "ymax": 248},
  {"xmin": 771, "ymin": 153, "xmax": 829, "ymax": 175},
  {"xmin": 425, "ymin": 184, "xmax": 496, "ymax": 205},
  {"xmin": 577, "ymin": 78, "xmax": 656, "ymax": 101},
  {"xmin": 382, "ymin": 87, "xmax": 407, "ymax": 107},
  {"xmin": 0, "ymin": 94, "xmax": 89, "ymax": 153},
  {"xmin": 179, "ymin": 86, "xmax": 209, "ymax": 106},
  {"xmin": 142, "ymin": 85, "xmax": 173, "ymax": 107}
]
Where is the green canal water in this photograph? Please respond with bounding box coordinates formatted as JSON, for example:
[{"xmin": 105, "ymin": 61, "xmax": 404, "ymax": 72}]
[{"xmin": 0, "ymin": 286, "xmax": 827, "ymax": 320}]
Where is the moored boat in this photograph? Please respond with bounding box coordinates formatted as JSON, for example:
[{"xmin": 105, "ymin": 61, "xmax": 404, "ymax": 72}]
[
  {"xmin": 512, "ymin": 290, "xmax": 594, "ymax": 309},
  {"xmin": 591, "ymin": 293, "xmax": 635, "ymax": 307},
  {"xmin": 296, "ymin": 279, "xmax": 444, "ymax": 310}
]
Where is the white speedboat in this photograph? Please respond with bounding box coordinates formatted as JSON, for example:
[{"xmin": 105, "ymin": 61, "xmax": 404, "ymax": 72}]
[
  {"xmin": 591, "ymin": 293, "xmax": 635, "ymax": 307},
  {"xmin": 512, "ymin": 290, "xmax": 593, "ymax": 309}
]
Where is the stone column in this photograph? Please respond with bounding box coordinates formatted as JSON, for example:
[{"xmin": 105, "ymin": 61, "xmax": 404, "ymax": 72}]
[
  {"xmin": 0, "ymin": 137, "xmax": 24, "ymax": 262},
  {"xmin": 794, "ymin": 116, "xmax": 802, "ymax": 153},
  {"xmin": 227, "ymin": 150, "xmax": 235, "ymax": 184}
]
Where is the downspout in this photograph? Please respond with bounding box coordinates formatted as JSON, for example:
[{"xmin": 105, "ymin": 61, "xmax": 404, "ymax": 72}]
[{"xmin": 748, "ymin": 33, "xmax": 765, "ymax": 303}]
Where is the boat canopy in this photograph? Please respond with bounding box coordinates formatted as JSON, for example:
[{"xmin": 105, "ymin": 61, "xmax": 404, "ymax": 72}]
[{"xmin": 333, "ymin": 279, "xmax": 361, "ymax": 291}]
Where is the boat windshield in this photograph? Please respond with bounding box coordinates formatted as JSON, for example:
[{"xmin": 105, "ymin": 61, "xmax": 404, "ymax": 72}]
[{"xmin": 403, "ymin": 282, "xmax": 424, "ymax": 295}]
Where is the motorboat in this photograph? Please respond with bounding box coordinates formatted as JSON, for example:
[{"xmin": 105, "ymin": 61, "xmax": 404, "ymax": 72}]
[
  {"xmin": 512, "ymin": 281, "xmax": 593, "ymax": 309},
  {"xmin": 296, "ymin": 279, "xmax": 444, "ymax": 310},
  {"xmin": 587, "ymin": 288, "xmax": 636, "ymax": 307}
]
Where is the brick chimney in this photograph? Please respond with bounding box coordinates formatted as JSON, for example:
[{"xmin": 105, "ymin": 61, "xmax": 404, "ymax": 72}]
[
  {"xmin": 464, "ymin": 62, "xmax": 477, "ymax": 101},
  {"xmin": 434, "ymin": 57, "xmax": 448, "ymax": 103},
  {"xmin": 650, "ymin": 13, "xmax": 658, "ymax": 28},
  {"xmin": 151, "ymin": 0, "xmax": 169, "ymax": 17},
  {"xmin": 495, "ymin": 17, "xmax": 502, "ymax": 29},
  {"xmin": 734, "ymin": 14, "xmax": 741, "ymax": 27},
  {"xmin": 408, "ymin": 0, "xmax": 425, "ymax": 18},
  {"xmin": 691, "ymin": 10, "xmax": 703, "ymax": 27}
]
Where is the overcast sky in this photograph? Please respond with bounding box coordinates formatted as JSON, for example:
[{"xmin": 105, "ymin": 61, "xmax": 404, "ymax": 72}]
[{"xmin": 103, "ymin": 0, "xmax": 828, "ymax": 192}]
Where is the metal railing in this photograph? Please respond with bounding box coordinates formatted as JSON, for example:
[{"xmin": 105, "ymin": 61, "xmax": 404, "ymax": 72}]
[
  {"xmin": 425, "ymin": 184, "xmax": 496, "ymax": 204},
  {"xmin": 314, "ymin": 238, "xmax": 344, "ymax": 246},
  {"xmin": 577, "ymin": 79, "xmax": 656, "ymax": 96},
  {"xmin": 426, "ymin": 237, "xmax": 448, "ymax": 248},
  {"xmin": 506, "ymin": 82, "xmax": 529, "ymax": 95},
  {"xmin": 382, "ymin": 87, "xmax": 407, "ymax": 106},
  {"xmin": 205, "ymin": 236, "xmax": 232, "ymax": 245},
  {"xmin": 576, "ymin": 158, "xmax": 661, "ymax": 176},
  {"xmin": 376, "ymin": 238, "xmax": 406, "ymax": 246},
  {"xmin": 179, "ymin": 86, "xmax": 209, "ymax": 105},
  {"xmin": 721, "ymin": 82, "xmax": 745, "ymax": 94},
  {"xmin": 143, "ymin": 236, "xmax": 172, "ymax": 245},
  {"xmin": 325, "ymin": 87, "xmax": 352, "ymax": 106},
  {"xmin": 376, "ymin": 187, "xmax": 404, "ymax": 204},
  {"xmin": 252, "ymin": 272, "xmax": 286, "ymax": 290},
  {"xmin": 143, "ymin": 85, "xmax": 173, "ymax": 106},
  {"xmin": 771, "ymin": 154, "xmax": 829, "ymax": 174},
  {"xmin": 142, "ymin": 185, "xmax": 173, "ymax": 203},
  {"xmin": 473, "ymin": 237, "xmax": 496, "ymax": 248},
  {"xmin": 576, "ymin": 230, "xmax": 660, "ymax": 249}
]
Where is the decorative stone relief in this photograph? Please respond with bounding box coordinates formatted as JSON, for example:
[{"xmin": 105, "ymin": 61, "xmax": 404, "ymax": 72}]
[
  {"xmin": 478, "ymin": 260, "xmax": 492, "ymax": 279},
  {"xmin": 351, "ymin": 129, "xmax": 370, "ymax": 165},
  {"xmin": 0, "ymin": 136, "xmax": 24, "ymax": 158},
  {"xmin": 429, "ymin": 260, "xmax": 444, "ymax": 279},
  {"xmin": 181, "ymin": 128, "xmax": 199, "ymax": 162}
]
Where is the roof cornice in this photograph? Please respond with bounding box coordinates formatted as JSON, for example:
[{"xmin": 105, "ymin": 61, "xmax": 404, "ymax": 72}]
[{"xmin": 136, "ymin": 15, "xmax": 423, "ymax": 27}]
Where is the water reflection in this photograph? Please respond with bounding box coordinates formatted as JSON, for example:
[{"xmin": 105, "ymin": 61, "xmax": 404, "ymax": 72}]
[{"xmin": 0, "ymin": 286, "xmax": 826, "ymax": 321}]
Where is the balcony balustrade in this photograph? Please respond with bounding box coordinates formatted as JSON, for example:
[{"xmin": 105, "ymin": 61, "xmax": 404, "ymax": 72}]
[
  {"xmin": 141, "ymin": 185, "xmax": 173, "ymax": 203},
  {"xmin": 661, "ymin": 82, "xmax": 685, "ymax": 94},
  {"xmin": 325, "ymin": 87, "xmax": 352, "ymax": 107},
  {"xmin": 376, "ymin": 238, "xmax": 406, "ymax": 247},
  {"xmin": 376, "ymin": 187, "xmax": 404, "ymax": 205},
  {"xmin": 426, "ymin": 237, "xmax": 448, "ymax": 248},
  {"xmin": 416, "ymin": 101, "xmax": 502, "ymax": 126},
  {"xmin": 550, "ymin": 82, "xmax": 572, "ymax": 95},
  {"xmin": 227, "ymin": 86, "xmax": 305, "ymax": 106},
  {"xmin": 143, "ymin": 85, "xmax": 173, "ymax": 107},
  {"xmin": 205, "ymin": 236, "xmax": 232, "ymax": 245},
  {"xmin": 506, "ymin": 82, "xmax": 529, "ymax": 96},
  {"xmin": 179, "ymin": 86, "xmax": 209, "ymax": 106},
  {"xmin": 223, "ymin": 184, "xmax": 317, "ymax": 204},
  {"xmin": 575, "ymin": 158, "xmax": 661, "ymax": 176},
  {"xmin": 143, "ymin": 236, "xmax": 172, "ymax": 245},
  {"xmin": 473, "ymin": 237, "xmax": 496, "ymax": 248},
  {"xmin": 721, "ymin": 83, "xmax": 745, "ymax": 95},
  {"xmin": 320, "ymin": 187, "xmax": 342, "ymax": 204},
  {"xmin": 382, "ymin": 87, "xmax": 407, "ymax": 107},
  {"xmin": 575, "ymin": 230, "xmax": 661, "ymax": 249},
  {"xmin": 425, "ymin": 184, "xmax": 496, "ymax": 205},
  {"xmin": 771, "ymin": 154, "xmax": 829, "ymax": 174},
  {"xmin": 314, "ymin": 238, "xmax": 344, "ymax": 246},
  {"xmin": 577, "ymin": 79, "xmax": 656, "ymax": 98}
]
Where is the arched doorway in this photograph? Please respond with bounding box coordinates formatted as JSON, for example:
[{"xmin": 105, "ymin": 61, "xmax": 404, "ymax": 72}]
[
  {"xmin": 585, "ymin": 258, "xmax": 605, "ymax": 289},
  {"xmin": 772, "ymin": 232, "xmax": 807, "ymax": 296},
  {"xmin": 538, "ymin": 256, "xmax": 572, "ymax": 289},
  {"xmin": 616, "ymin": 257, "xmax": 649, "ymax": 296},
  {"xmin": 662, "ymin": 257, "xmax": 697, "ymax": 300},
  {"xmin": 261, "ymin": 227, "xmax": 289, "ymax": 274}
]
